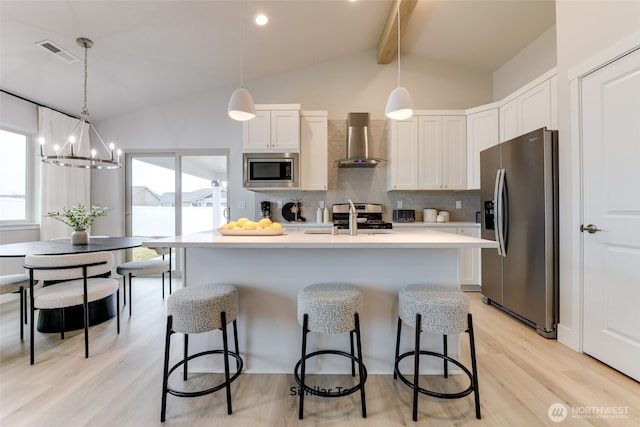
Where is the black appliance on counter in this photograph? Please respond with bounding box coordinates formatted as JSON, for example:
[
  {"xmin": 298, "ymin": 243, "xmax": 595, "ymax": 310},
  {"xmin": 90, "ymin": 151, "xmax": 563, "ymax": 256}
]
[
  {"xmin": 331, "ymin": 203, "xmax": 393, "ymax": 229},
  {"xmin": 392, "ymin": 209, "xmax": 415, "ymax": 222},
  {"xmin": 260, "ymin": 201, "xmax": 272, "ymax": 219}
]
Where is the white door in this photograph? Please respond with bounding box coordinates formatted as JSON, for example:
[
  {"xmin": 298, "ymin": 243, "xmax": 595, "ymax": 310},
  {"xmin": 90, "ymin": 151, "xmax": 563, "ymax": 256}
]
[{"xmin": 581, "ymin": 47, "xmax": 640, "ymax": 381}]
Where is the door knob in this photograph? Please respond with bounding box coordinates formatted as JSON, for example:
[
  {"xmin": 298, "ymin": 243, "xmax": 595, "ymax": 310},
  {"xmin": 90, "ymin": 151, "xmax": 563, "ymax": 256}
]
[{"xmin": 580, "ymin": 224, "xmax": 602, "ymax": 234}]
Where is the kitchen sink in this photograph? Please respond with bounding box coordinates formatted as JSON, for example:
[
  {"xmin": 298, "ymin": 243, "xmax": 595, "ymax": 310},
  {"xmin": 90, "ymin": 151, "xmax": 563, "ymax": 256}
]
[{"xmin": 303, "ymin": 229, "xmax": 395, "ymax": 235}]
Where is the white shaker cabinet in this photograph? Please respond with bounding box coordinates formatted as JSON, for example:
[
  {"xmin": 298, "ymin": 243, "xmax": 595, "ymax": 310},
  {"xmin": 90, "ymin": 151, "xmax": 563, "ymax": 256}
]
[
  {"xmin": 457, "ymin": 227, "xmax": 481, "ymax": 286},
  {"xmin": 387, "ymin": 112, "xmax": 466, "ymax": 191},
  {"xmin": 499, "ymin": 72, "xmax": 556, "ymax": 143},
  {"xmin": 299, "ymin": 111, "xmax": 328, "ymax": 191},
  {"xmin": 387, "ymin": 116, "xmax": 419, "ymax": 190},
  {"xmin": 466, "ymin": 106, "xmax": 499, "ymax": 190},
  {"xmin": 396, "ymin": 224, "xmax": 481, "ymax": 286},
  {"xmin": 243, "ymin": 104, "xmax": 300, "ymax": 152},
  {"xmin": 431, "ymin": 226, "xmax": 480, "ymax": 286}
]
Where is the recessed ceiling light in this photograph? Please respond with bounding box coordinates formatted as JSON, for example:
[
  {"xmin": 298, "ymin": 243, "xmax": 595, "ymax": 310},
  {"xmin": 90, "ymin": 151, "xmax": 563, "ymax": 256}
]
[{"xmin": 255, "ymin": 14, "xmax": 268, "ymax": 26}]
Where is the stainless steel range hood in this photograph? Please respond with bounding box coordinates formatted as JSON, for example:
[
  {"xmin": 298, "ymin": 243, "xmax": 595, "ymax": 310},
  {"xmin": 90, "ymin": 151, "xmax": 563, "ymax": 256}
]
[{"xmin": 335, "ymin": 112, "xmax": 385, "ymax": 168}]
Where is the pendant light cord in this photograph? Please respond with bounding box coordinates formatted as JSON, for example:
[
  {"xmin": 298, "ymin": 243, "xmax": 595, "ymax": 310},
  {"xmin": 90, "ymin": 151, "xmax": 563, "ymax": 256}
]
[
  {"xmin": 397, "ymin": 0, "xmax": 401, "ymax": 88},
  {"xmin": 239, "ymin": 3, "xmax": 245, "ymax": 88}
]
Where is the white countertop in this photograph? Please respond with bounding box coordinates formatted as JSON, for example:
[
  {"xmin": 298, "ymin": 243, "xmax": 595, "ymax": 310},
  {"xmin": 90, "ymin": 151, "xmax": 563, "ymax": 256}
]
[
  {"xmin": 392, "ymin": 221, "xmax": 480, "ymax": 227},
  {"xmin": 144, "ymin": 228, "xmax": 497, "ymax": 249},
  {"xmin": 281, "ymin": 221, "xmax": 480, "ymax": 228}
]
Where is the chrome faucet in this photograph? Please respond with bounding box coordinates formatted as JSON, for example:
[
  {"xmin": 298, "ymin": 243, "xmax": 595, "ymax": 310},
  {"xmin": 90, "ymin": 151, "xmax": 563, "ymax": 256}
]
[{"xmin": 348, "ymin": 199, "xmax": 358, "ymax": 236}]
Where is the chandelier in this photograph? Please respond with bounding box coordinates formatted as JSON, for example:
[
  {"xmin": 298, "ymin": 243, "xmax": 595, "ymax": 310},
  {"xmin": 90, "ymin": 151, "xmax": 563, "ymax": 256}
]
[{"xmin": 39, "ymin": 37, "xmax": 121, "ymax": 169}]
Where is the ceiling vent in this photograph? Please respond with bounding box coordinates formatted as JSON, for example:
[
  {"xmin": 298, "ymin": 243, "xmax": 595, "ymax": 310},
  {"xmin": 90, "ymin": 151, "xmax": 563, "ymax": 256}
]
[{"xmin": 35, "ymin": 40, "xmax": 79, "ymax": 63}]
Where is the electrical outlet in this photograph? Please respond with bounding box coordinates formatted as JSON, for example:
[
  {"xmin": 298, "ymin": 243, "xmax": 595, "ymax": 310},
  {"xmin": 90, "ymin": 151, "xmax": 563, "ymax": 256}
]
[
  {"xmin": 456, "ymin": 200, "xmax": 462, "ymax": 209},
  {"xmin": 277, "ymin": 200, "xmax": 283, "ymax": 209},
  {"xmin": 237, "ymin": 200, "xmax": 246, "ymax": 209},
  {"xmin": 397, "ymin": 200, "xmax": 403, "ymax": 209},
  {"xmin": 319, "ymin": 201, "xmax": 325, "ymax": 209}
]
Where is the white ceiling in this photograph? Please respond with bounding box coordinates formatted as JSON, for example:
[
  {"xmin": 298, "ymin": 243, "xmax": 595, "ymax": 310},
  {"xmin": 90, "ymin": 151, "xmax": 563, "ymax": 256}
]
[{"xmin": 0, "ymin": 0, "xmax": 556, "ymax": 122}]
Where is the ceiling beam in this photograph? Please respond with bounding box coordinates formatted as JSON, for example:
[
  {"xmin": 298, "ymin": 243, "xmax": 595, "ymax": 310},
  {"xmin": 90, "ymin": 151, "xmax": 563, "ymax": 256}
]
[{"xmin": 377, "ymin": 0, "xmax": 418, "ymax": 65}]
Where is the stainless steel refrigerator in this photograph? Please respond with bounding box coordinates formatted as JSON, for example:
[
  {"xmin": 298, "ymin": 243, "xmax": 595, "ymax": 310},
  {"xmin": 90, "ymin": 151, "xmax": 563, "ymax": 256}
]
[{"xmin": 480, "ymin": 127, "xmax": 559, "ymax": 338}]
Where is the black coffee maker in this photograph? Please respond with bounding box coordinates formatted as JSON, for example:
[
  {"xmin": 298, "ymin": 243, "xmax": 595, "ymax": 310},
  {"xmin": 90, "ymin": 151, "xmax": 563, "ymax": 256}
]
[{"xmin": 260, "ymin": 201, "xmax": 272, "ymax": 219}]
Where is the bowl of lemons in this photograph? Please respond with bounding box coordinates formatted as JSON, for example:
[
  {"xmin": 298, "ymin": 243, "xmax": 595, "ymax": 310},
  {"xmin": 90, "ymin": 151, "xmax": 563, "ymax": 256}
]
[{"xmin": 218, "ymin": 217, "xmax": 285, "ymax": 236}]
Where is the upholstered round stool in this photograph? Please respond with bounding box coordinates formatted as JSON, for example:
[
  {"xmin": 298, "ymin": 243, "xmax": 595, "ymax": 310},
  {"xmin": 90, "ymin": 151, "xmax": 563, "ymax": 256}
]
[
  {"xmin": 161, "ymin": 284, "xmax": 243, "ymax": 422},
  {"xmin": 294, "ymin": 283, "xmax": 367, "ymax": 419},
  {"xmin": 394, "ymin": 284, "xmax": 480, "ymax": 422}
]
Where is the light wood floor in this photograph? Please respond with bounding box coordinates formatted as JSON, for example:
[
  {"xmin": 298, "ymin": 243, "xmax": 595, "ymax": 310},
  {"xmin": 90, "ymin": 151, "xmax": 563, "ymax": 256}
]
[{"xmin": 1, "ymin": 278, "xmax": 638, "ymax": 426}]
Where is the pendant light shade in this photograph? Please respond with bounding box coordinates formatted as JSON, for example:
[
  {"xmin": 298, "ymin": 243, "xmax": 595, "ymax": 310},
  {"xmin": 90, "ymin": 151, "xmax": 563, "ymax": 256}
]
[
  {"xmin": 228, "ymin": 3, "xmax": 256, "ymax": 122},
  {"xmin": 228, "ymin": 87, "xmax": 256, "ymax": 121},
  {"xmin": 385, "ymin": 86, "xmax": 414, "ymax": 120}
]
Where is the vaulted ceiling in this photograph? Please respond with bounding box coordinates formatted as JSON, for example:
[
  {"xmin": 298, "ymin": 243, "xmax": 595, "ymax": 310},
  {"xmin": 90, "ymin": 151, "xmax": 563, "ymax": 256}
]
[{"xmin": 0, "ymin": 0, "xmax": 555, "ymax": 121}]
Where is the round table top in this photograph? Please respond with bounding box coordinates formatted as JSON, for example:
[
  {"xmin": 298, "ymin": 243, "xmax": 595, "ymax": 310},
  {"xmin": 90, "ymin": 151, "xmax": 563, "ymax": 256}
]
[{"xmin": 0, "ymin": 236, "xmax": 147, "ymax": 257}]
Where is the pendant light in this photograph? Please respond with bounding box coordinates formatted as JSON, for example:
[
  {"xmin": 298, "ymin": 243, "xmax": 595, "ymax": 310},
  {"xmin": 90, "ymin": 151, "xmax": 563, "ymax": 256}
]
[
  {"xmin": 228, "ymin": 5, "xmax": 256, "ymax": 121},
  {"xmin": 385, "ymin": 0, "xmax": 413, "ymax": 120},
  {"xmin": 39, "ymin": 37, "xmax": 121, "ymax": 169}
]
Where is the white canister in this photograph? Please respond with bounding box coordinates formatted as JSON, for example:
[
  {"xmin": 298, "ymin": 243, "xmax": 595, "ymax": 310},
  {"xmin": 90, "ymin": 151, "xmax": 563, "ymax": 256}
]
[
  {"xmin": 423, "ymin": 208, "xmax": 438, "ymax": 222},
  {"xmin": 436, "ymin": 214, "xmax": 446, "ymax": 223},
  {"xmin": 438, "ymin": 210, "xmax": 450, "ymax": 222}
]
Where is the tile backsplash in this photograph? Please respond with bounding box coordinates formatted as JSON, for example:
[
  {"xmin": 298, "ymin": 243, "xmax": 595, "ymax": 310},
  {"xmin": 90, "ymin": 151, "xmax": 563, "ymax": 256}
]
[{"xmin": 256, "ymin": 119, "xmax": 481, "ymax": 223}]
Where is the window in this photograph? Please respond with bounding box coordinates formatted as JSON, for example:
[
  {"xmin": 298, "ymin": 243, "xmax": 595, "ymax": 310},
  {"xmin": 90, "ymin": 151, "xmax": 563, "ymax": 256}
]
[
  {"xmin": 0, "ymin": 128, "xmax": 32, "ymax": 222},
  {"xmin": 125, "ymin": 151, "xmax": 228, "ymax": 263}
]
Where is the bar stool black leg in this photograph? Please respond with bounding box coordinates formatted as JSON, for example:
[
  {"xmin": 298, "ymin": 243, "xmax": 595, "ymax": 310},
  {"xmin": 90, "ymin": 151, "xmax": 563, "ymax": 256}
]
[
  {"xmin": 161, "ymin": 271, "xmax": 165, "ymax": 299},
  {"xmin": 161, "ymin": 315, "xmax": 173, "ymax": 422},
  {"xmin": 394, "ymin": 317, "xmax": 402, "ymax": 379},
  {"xmin": 413, "ymin": 313, "xmax": 421, "ymax": 422},
  {"xmin": 443, "ymin": 334, "xmax": 448, "ymax": 378},
  {"xmin": 350, "ymin": 330, "xmax": 356, "ymax": 376},
  {"xmin": 354, "ymin": 313, "xmax": 367, "ymax": 418},
  {"xmin": 221, "ymin": 311, "xmax": 232, "ymax": 414},
  {"xmin": 468, "ymin": 313, "xmax": 481, "ymax": 419},
  {"xmin": 298, "ymin": 313, "xmax": 309, "ymax": 420},
  {"xmin": 168, "ymin": 251, "xmax": 172, "ymax": 295},
  {"xmin": 183, "ymin": 334, "xmax": 189, "ymax": 381},
  {"xmin": 233, "ymin": 319, "xmax": 240, "ymax": 371}
]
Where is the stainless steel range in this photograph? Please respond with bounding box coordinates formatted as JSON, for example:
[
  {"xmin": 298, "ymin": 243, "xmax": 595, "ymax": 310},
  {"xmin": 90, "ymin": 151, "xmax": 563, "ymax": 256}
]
[{"xmin": 331, "ymin": 203, "xmax": 393, "ymax": 229}]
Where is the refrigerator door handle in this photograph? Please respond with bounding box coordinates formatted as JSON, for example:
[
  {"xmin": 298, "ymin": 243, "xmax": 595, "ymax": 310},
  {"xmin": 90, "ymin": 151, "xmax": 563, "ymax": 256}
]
[
  {"xmin": 496, "ymin": 168, "xmax": 506, "ymax": 257},
  {"xmin": 493, "ymin": 169, "xmax": 503, "ymax": 256}
]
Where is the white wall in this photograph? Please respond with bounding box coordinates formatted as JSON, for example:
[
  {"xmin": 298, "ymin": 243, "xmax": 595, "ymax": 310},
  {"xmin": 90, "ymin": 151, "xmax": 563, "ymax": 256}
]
[
  {"xmin": 493, "ymin": 25, "xmax": 558, "ymax": 100},
  {"xmin": 555, "ymin": 0, "xmax": 640, "ymax": 350},
  {"xmin": 0, "ymin": 92, "xmax": 38, "ymax": 134}
]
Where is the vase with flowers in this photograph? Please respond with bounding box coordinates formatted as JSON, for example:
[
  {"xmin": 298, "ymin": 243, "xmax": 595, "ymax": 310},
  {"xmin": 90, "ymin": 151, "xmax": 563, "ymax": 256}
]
[{"xmin": 45, "ymin": 204, "xmax": 109, "ymax": 244}]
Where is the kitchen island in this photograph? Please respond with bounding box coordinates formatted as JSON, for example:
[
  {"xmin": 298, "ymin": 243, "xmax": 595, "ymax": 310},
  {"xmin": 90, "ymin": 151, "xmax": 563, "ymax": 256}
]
[{"xmin": 145, "ymin": 228, "xmax": 497, "ymax": 374}]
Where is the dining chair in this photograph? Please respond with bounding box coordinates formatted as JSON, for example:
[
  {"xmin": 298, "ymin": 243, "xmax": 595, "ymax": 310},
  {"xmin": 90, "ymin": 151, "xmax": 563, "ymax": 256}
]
[
  {"xmin": 24, "ymin": 251, "xmax": 120, "ymax": 365},
  {"xmin": 117, "ymin": 247, "xmax": 172, "ymax": 316},
  {"xmin": 0, "ymin": 274, "xmax": 29, "ymax": 340}
]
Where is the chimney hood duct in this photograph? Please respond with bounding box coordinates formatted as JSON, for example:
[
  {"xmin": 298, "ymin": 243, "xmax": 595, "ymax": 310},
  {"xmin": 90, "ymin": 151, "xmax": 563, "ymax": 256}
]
[{"xmin": 335, "ymin": 112, "xmax": 385, "ymax": 168}]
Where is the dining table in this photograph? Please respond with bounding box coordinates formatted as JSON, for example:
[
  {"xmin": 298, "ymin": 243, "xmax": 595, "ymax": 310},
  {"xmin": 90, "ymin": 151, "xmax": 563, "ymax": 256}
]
[{"xmin": 0, "ymin": 236, "xmax": 145, "ymax": 332}]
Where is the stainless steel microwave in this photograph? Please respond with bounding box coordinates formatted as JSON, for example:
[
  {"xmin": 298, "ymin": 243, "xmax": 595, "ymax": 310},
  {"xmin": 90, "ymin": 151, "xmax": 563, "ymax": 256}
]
[{"xmin": 243, "ymin": 152, "xmax": 299, "ymax": 189}]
